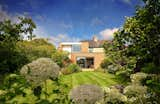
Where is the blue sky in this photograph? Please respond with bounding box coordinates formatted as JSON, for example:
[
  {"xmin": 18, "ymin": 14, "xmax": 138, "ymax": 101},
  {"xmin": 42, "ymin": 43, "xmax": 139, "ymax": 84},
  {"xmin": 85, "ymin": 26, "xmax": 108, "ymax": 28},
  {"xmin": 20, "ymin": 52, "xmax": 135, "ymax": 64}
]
[{"xmin": 0, "ymin": 0, "xmax": 142, "ymax": 45}]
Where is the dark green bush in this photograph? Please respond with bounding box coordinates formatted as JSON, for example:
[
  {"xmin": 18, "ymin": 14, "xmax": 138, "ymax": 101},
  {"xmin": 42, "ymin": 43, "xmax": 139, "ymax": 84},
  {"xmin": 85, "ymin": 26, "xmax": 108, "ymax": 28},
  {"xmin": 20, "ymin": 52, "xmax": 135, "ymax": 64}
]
[
  {"xmin": 100, "ymin": 58, "xmax": 112, "ymax": 69},
  {"xmin": 141, "ymin": 63, "xmax": 160, "ymax": 74},
  {"xmin": 61, "ymin": 64, "xmax": 81, "ymax": 75}
]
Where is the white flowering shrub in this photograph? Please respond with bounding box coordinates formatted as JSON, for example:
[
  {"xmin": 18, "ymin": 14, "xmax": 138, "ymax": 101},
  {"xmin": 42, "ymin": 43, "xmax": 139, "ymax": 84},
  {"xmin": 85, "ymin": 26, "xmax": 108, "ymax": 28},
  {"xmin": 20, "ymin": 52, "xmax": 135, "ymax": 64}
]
[
  {"xmin": 130, "ymin": 72, "xmax": 147, "ymax": 84},
  {"xmin": 124, "ymin": 84, "xmax": 147, "ymax": 103},
  {"xmin": 107, "ymin": 65, "xmax": 120, "ymax": 74},
  {"xmin": 101, "ymin": 87, "xmax": 127, "ymax": 104},
  {"xmin": 20, "ymin": 58, "xmax": 60, "ymax": 86},
  {"xmin": 69, "ymin": 84, "xmax": 103, "ymax": 104}
]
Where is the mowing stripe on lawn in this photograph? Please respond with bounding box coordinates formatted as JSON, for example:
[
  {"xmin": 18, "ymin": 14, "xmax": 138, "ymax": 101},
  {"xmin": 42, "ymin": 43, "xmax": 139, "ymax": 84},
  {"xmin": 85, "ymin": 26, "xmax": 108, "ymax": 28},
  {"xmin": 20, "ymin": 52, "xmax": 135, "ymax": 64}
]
[
  {"xmin": 71, "ymin": 72, "xmax": 89, "ymax": 87},
  {"xmin": 82, "ymin": 72, "xmax": 108, "ymax": 86},
  {"xmin": 90, "ymin": 72, "xmax": 117, "ymax": 86},
  {"xmin": 81, "ymin": 72, "xmax": 101, "ymax": 86},
  {"xmin": 90, "ymin": 72, "xmax": 117, "ymax": 85},
  {"xmin": 90, "ymin": 72, "xmax": 115, "ymax": 79},
  {"xmin": 71, "ymin": 73, "xmax": 80, "ymax": 87},
  {"xmin": 73, "ymin": 72, "xmax": 86, "ymax": 85}
]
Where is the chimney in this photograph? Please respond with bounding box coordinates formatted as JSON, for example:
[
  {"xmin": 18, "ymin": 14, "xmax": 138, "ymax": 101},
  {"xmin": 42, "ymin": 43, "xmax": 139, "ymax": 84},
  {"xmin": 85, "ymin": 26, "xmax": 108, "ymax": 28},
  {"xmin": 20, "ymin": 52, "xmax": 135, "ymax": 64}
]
[{"xmin": 93, "ymin": 35, "xmax": 98, "ymax": 42}]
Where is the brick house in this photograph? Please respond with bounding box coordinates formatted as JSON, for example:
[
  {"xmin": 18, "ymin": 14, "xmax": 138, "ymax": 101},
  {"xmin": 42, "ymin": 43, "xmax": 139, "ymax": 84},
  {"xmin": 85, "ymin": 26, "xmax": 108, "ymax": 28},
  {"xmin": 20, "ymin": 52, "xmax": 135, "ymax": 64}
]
[{"xmin": 58, "ymin": 36, "xmax": 106, "ymax": 70}]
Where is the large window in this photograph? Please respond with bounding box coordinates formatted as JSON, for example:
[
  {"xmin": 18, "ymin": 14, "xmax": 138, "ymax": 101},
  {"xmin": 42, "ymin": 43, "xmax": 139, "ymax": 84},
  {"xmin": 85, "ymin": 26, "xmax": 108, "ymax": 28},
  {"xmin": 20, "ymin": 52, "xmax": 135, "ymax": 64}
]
[
  {"xmin": 72, "ymin": 44, "xmax": 81, "ymax": 52},
  {"xmin": 89, "ymin": 48, "xmax": 93, "ymax": 53}
]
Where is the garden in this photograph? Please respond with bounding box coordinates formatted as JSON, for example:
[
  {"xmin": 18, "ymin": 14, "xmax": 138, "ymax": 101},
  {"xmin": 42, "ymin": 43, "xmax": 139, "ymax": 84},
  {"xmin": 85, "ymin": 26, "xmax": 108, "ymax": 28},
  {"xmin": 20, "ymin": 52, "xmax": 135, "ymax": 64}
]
[{"xmin": 0, "ymin": 0, "xmax": 160, "ymax": 104}]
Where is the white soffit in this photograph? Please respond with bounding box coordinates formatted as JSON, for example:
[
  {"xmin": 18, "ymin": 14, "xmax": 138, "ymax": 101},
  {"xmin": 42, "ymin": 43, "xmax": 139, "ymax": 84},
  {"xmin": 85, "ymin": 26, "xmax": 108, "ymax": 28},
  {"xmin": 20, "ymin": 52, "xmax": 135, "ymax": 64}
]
[{"xmin": 61, "ymin": 42, "xmax": 81, "ymax": 45}]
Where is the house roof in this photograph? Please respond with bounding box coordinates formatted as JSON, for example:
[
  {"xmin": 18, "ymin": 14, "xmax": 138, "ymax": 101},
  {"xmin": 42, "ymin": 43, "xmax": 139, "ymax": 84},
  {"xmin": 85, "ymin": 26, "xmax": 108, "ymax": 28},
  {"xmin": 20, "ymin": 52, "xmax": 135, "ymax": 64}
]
[{"xmin": 81, "ymin": 40, "xmax": 106, "ymax": 48}]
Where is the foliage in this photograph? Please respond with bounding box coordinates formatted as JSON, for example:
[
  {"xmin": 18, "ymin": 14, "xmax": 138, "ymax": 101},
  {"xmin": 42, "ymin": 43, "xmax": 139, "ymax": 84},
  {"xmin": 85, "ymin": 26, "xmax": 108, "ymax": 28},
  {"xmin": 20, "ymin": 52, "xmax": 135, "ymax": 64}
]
[
  {"xmin": 142, "ymin": 62, "xmax": 160, "ymax": 74},
  {"xmin": 69, "ymin": 84, "xmax": 103, "ymax": 104},
  {"xmin": 130, "ymin": 72, "xmax": 147, "ymax": 84},
  {"xmin": 52, "ymin": 50, "xmax": 71, "ymax": 68},
  {"xmin": 102, "ymin": 41, "xmax": 136, "ymax": 75},
  {"xmin": 124, "ymin": 84, "xmax": 148, "ymax": 104},
  {"xmin": 0, "ymin": 74, "xmax": 71, "ymax": 104},
  {"xmin": 0, "ymin": 17, "xmax": 36, "ymax": 74},
  {"xmin": 37, "ymin": 79, "xmax": 71, "ymax": 104},
  {"xmin": 61, "ymin": 64, "xmax": 81, "ymax": 75},
  {"xmin": 115, "ymin": 70, "xmax": 131, "ymax": 85},
  {"xmin": 0, "ymin": 74, "xmax": 35, "ymax": 103},
  {"xmin": 100, "ymin": 87, "xmax": 127, "ymax": 104},
  {"xmin": 16, "ymin": 38, "xmax": 56, "ymax": 62},
  {"xmin": 20, "ymin": 58, "xmax": 60, "ymax": 86},
  {"xmin": 100, "ymin": 58, "xmax": 112, "ymax": 69},
  {"xmin": 114, "ymin": 0, "xmax": 160, "ymax": 71},
  {"xmin": 142, "ymin": 74, "xmax": 160, "ymax": 103},
  {"xmin": 112, "ymin": 0, "xmax": 160, "ymax": 102}
]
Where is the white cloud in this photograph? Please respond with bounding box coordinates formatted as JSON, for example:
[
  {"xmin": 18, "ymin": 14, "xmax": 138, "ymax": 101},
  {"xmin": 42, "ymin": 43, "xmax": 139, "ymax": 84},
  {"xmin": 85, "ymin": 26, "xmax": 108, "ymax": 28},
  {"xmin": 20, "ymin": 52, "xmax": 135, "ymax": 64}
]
[
  {"xmin": 33, "ymin": 26, "xmax": 79, "ymax": 47},
  {"xmin": 33, "ymin": 25, "xmax": 49, "ymax": 38},
  {"xmin": 0, "ymin": 5, "xmax": 10, "ymax": 21},
  {"xmin": 0, "ymin": 4, "xmax": 26, "ymax": 23},
  {"xmin": 99, "ymin": 28, "xmax": 118, "ymax": 40},
  {"xmin": 49, "ymin": 34, "xmax": 80, "ymax": 47}
]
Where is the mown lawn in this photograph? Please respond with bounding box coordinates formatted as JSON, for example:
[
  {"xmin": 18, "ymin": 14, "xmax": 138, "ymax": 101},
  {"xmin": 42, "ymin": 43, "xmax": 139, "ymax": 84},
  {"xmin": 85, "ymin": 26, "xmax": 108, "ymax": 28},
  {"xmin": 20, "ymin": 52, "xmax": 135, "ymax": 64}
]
[
  {"xmin": 33, "ymin": 71, "xmax": 121, "ymax": 101},
  {"xmin": 59, "ymin": 71, "xmax": 119, "ymax": 88}
]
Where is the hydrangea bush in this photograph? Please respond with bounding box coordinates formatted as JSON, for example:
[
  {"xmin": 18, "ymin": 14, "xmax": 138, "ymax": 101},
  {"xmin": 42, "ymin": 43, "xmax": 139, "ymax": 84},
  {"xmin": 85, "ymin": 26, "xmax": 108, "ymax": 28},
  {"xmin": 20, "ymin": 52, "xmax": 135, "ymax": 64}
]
[
  {"xmin": 20, "ymin": 58, "xmax": 60, "ymax": 86},
  {"xmin": 130, "ymin": 72, "xmax": 147, "ymax": 84},
  {"xmin": 124, "ymin": 84, "xmax": 148, "ymax": 103},
  {"xmin": 69, "ymin": 84, "xmax": 103, "ymax": 104},
  {"xmin": 100, "ymin": 87, "xmax": 127, "ymax": 104}
]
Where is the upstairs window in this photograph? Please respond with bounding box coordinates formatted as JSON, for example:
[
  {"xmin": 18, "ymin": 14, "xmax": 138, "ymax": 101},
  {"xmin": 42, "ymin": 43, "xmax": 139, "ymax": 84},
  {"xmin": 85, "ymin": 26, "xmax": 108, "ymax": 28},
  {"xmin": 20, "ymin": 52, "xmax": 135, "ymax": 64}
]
[
  {"xmin": 89, "ymin": 48, "xmax": 93, "ymax": 53},
  {"xmin": 72, "ymin": 44, "xmax": 81, "ymax": 52}
]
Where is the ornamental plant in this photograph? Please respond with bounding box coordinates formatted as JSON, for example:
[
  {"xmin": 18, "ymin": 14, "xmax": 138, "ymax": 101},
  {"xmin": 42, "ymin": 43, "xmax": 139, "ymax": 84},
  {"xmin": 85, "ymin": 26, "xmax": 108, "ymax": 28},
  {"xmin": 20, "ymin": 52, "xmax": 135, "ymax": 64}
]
[
  {"xmin": 69, "ymin": 84, "xmax": 103, "ymax": 104},
  {"xmin": 20, "ymin": 58, "xmax": 60, "ymax": 86},
  {"xmin": 101, "ymin": 87, "xmax": 127, "ymax": 104}
]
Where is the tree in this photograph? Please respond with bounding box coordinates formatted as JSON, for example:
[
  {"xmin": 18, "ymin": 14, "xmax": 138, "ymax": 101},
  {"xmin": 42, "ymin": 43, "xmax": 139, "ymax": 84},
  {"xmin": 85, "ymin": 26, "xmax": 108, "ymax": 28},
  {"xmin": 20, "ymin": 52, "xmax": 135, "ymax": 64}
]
[
  {"xmin": 16, "ymin": 38, "xmax": 56, "ymax": 62},
  {"xmin": 18, "ymin": 17, "xmax": 36, "ymax": 40},
  {"xmin": 0, "ymin": 17, "xmax": 36, "ymax": 74},
  {"xmin": 114, "ymin": 0, "xmax": 160, "ymax": 72},
  {"xmin": 102, "ymin": 41, "xmax": 136, "ymax": 74}
]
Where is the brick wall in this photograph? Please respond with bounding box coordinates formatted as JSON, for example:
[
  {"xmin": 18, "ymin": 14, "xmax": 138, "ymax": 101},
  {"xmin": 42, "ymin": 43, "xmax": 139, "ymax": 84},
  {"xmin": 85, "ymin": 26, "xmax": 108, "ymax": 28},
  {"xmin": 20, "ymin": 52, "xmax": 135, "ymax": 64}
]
[
  {"xmin": 71, "ymin": 52, "xmax": 105, "ymax": 69},
  {"xmin": 81, "ymin": 42, "xmax": 89, "ymax": 52}
]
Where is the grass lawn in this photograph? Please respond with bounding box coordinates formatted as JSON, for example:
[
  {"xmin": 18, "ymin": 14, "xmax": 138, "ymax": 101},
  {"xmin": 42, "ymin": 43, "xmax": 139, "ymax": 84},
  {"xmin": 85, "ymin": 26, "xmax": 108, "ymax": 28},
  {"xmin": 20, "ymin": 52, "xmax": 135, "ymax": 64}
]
[
  {"xmin": 59, "ymin": 71, "xmax": 119, "ymax": 88},
  {"xmin": 15, "ymin": 71, "xmax": 122, "ymax": 102},
  {"xmin": 44, "ymin": 71, "xmax": 122, "ymax": 99}
]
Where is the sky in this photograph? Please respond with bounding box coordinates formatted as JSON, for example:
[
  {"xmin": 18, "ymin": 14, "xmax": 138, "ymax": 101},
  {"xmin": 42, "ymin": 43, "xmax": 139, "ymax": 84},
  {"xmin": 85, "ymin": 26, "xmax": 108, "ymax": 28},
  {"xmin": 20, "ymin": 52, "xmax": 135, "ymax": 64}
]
[{"xmin": 0, "ymin": 0, "xmax": 143, "ymax": 45}]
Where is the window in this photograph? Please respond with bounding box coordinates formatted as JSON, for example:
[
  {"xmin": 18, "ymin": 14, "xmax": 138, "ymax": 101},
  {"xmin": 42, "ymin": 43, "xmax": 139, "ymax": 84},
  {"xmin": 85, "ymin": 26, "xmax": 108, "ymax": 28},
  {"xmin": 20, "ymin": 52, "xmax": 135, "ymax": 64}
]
[
  {"xmin": 72, "ymin": 45, "xmax": 81, "ymax": 52},
  {"xmin": 89, "ymin": 48, "xmax": 93, "ymax": 53}
]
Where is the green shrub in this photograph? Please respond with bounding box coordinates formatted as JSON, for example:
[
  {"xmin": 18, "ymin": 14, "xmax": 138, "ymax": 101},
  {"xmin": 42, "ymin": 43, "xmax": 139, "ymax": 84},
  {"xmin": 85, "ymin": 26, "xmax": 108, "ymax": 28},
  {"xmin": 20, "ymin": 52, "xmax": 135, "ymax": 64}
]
[
  {"xmin": 142, "ymin": 63, "xmax": 160, "ymax": 74},
  {"xmin": 16, "ymin": 39, "xmax": 56, "ymax": 62},
  {"xmin": 61, "ymin": 64, "xmax": 81, "ymax": 75},
  {"xmin": 51, "ymin": 51, "xmax": 71, "ymax": 68},
  {"xmin": 116, "ymin": 69, "xmax": 133, "ymax": 84},
  {"xmin": 100, "ymin": 58, "xmax": 112, "ymax": 69}
]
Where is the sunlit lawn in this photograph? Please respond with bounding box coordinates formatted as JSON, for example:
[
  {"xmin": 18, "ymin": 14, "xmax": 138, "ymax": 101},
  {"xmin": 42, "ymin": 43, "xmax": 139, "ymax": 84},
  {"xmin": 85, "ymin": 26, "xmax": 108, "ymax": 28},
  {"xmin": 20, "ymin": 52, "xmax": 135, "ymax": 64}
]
[{"xmin": 59, "ymin": 71, "xmax": 119, "ymax": 88}]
